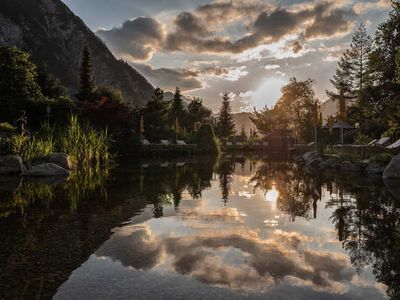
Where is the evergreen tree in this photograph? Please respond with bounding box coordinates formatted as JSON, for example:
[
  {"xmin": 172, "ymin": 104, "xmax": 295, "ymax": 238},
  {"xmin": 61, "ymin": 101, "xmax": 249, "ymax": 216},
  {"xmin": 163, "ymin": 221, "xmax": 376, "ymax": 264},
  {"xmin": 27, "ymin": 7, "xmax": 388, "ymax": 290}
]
[
  {"xmin": 327, "ymin": 50, "xmax": 355, "ymax": 100},
  {"xmin": 169, "ymin": 87, "xmax": 185, "ymax": 127},
  {"xmin": 142, "ymin": 87, "xmax": 170, "ymax": 140},
  {"xmin": 37, "ymin": 65, "xmax": 66, "ymax": 100},
  {"xmin": 187, "ymin": 97, "xmax": 212, "ymax": 130},
  {"xmin": 217, "ymin": 92, "xmax": 235, "ymax": 140},
  {"xmin": 349, "ymin": 23, "xmax": 373, "ymax": 92},
  {"xmin": 328, "ymin": 24, "xmax": 372, "ymax": 101},
  {"xmin": 77, "ymin": 46, "xmax": 96, "ymax": 101}
]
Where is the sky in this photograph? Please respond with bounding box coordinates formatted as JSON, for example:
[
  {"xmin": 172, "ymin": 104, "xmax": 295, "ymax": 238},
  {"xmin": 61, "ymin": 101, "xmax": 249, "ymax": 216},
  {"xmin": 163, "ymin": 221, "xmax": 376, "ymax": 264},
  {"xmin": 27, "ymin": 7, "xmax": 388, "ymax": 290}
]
[{"xmin": 62, "ymin": 0, "xmax": 392, "ymax": 112}]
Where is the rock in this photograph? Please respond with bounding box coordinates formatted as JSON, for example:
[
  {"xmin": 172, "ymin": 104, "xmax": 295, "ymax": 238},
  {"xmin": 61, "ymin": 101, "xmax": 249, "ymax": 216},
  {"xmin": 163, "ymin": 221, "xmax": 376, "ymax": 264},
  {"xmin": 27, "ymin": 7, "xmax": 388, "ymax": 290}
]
[
  {"xmin": 365, "ymin": 163, "xmax": 385, "ymax": 175},
  {"xmin": 307, "ymin": 158, "xmax": 323, "ymax": 169},
  {"xmin": 23, "ymin": 163, "xmax": 70, "ymax": 177},
  {"xmin": 384, "ymin": 179, "xmax": 400, "ymax": 200},
  {"xmin": 0, "ymin": 155, "xmax": 25, "ymax": 175},
  {"xmin": 302, "ymin": 151, "xmax": 320, "ymax": 164},
  {"xmin": 339, "ymin": 161, "xmax": 361, "ymax": 173},
  {"xmin": 383, "ymin": 154, "xmax": 400, "ymax": 179},
  {"xmin": 47, "ymin": 153, "xmax": 73, "ymax": 170}
]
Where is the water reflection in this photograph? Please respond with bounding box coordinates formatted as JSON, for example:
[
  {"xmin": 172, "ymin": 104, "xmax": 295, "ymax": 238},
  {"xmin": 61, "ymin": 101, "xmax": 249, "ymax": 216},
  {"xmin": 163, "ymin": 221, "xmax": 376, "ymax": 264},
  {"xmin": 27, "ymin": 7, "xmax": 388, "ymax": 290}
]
[{"xmin": 0, "ymin": 155, "xmax": 399, "ymax": 299}]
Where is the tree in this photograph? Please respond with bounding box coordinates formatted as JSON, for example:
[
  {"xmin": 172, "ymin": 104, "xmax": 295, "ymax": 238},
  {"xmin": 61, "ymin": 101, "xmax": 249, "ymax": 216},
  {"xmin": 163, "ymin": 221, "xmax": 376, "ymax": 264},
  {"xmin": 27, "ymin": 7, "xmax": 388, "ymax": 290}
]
[
  {"xmin": 77, "ymin": 46, "xmax": 96, "ymax": 101},
  {"xmin": 217, "ymin": 92, "xmax": 235, "ymax": 141},
  {"xmin": 276, "ymin": 78, "xmax": 319, "ymax": 142},
  {"xmin": 328, "ymin": 24, "xmax": 373, "ymax": 103},
  {"xmin": 195, "ymin": 123, "xmax": 220, "ymax": 153},
  {"xmin": 187, "ymin": 97, "xmax": 212, "ymax": 131},
  {"xmin": 0, "ymin": 46, "xmax": 44, "ymax": 121},
  {"xmin": 168, "ymin": 87, "xmax": 185, "ymax": 127},
  {"xmin": 142, "ymin": 87, "xmax": 170, "ymax": 141},
  {"xmin": 349, "ymin": 23, "xmax": 373, "ymax": 92},
  {"xmin": 82, "ymin": 86, "xmax": 134, "ymax": 134},
  {"xmin": 37, "ymin": 65, "xmax": 66, "ymax": 100}
]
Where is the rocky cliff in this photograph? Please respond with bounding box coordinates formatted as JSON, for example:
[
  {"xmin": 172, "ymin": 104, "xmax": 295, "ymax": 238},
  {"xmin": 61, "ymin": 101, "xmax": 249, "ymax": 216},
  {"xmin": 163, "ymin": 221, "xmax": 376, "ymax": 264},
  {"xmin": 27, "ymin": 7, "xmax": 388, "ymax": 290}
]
[{"xmin": 0, "ymin": 0, "xmax": 154, "ymax": 107}]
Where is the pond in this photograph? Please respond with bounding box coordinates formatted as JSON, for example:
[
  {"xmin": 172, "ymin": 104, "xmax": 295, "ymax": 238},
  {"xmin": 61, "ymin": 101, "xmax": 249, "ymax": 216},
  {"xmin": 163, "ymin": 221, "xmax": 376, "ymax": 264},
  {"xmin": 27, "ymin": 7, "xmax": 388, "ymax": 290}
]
[{"xmin": 0, "ymin": 155, "xmax": 399, "ymax": 299}]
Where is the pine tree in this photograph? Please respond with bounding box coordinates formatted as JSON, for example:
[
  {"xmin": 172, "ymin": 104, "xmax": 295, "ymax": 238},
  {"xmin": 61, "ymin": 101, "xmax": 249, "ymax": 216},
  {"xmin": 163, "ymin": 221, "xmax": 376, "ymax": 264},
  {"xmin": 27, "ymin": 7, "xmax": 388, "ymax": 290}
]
[
  {"xmin": 349, "ymin": 23, "xmax": 373, "ymax": 92},
  {"xmin": 327, "ymin": 50, "xmax": 355, "ymax": 100},
  {"xmin": 77, "ymin": 46, "xmax": 96, "ymax": 101},
  {"xmin": 143, "ymin": 87, "xmax": 170, "ymax": 140},
  {"xmin": 328, "ymin": 24, "xmax": 372, "ymax": 101},
  {"xmin": 169, "ymin": 87, "xmax": 185, "ymax": 126},
  {"xmin": 217, "ymin": 92, "xmax": 235, "ymax": 140}
]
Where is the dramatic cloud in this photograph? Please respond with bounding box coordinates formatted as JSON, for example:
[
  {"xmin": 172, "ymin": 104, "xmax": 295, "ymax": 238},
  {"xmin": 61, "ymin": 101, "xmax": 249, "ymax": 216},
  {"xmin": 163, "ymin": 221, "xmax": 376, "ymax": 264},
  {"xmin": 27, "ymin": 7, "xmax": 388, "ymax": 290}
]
[
  {"xmin": 132, "ymin": 64, "xmax": 202, "ymax": 91},
  {"xmin": 304, "ymin": 8, "xmax": 356, "ymax": 39},
  {"xmin": 96, "ymin": 221, "xmax": 355, "ymax": 293},
  {"xmin": 96, "ymin": 17, "xmax": 165, "ymax": 61}
]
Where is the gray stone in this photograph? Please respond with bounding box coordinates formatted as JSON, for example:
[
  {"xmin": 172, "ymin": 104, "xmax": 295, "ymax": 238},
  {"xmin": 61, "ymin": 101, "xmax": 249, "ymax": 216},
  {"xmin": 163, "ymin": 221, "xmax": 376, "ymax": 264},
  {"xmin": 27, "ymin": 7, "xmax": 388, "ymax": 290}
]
[
  {"xmin": 0, "ymin": 155, "xmax": 25, "ymax": 175},
  {"xmin": 365, "ymin": 163, "xmax": 385, "ymax": 175},
  {"xmin": 307, "ymin": 158, "xmax": 323, "ymax": 169},
  {"xmin": 23, "ymin": 163, "xmax": 70, "ymax": 177},
  {"xmin": 339, "ymin": 161, "xmax": 361, "ymax": 173},
  {"xmin": 47, "ymin": 153, "xmax": 73, "ymax": 170},
  {"xmin": 383, "ymin": 154, "xmax": 400, "ymax": 179},
  {"xmin": 302, "ymin": 151, "xmax": 320, "ymax": 164}
]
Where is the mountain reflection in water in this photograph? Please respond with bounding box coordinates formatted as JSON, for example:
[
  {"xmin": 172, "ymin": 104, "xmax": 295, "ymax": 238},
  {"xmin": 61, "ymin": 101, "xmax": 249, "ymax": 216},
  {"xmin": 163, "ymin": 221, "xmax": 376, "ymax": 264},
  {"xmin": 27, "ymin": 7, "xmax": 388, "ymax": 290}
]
[{"xmin": 0, "ymin": 155, "xmax": 399, "ymax": 299}]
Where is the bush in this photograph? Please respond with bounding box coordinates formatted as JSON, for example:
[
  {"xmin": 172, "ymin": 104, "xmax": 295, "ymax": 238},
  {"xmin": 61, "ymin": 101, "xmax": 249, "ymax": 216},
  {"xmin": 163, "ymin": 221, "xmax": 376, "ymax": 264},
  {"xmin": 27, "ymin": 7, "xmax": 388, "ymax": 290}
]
[
  {"xmin": 195, "ymin": 124, "xmax": 220, "ymax": 154},
  {"xmin": 371, "ymin": 153, "xmax": 393, "ymax": 165}
]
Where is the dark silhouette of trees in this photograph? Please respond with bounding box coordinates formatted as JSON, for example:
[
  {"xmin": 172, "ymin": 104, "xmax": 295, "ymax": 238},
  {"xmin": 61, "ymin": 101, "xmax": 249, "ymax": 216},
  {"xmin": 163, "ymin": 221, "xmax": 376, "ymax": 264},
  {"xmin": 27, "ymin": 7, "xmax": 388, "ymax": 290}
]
[
  {"xmin": 77, "ymin": 46, "xmax": 96, "ymax": 101},
  {"xmin": 217, "ymin": 92, "xmax": 235, "ymax": 142}
]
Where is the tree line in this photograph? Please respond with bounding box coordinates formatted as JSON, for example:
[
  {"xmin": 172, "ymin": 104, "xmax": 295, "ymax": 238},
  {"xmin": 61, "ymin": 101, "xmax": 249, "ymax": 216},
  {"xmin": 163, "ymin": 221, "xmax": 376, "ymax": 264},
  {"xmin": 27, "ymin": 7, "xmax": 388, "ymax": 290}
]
[{"xmin": 251, "ymin": 2, "xmax": 400, "ymax": 144}]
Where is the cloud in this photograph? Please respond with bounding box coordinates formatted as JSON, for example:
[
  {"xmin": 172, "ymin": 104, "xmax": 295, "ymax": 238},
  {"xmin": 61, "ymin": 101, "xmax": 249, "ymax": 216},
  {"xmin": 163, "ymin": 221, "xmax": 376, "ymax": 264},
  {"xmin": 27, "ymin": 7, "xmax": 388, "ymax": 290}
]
[
  {"xmin": 304, "ymin": 8, "xmax": 356, "ymax": 39},
  {"xmin": 132, "ymin": 63, "xmax": 203, "ymax": 91},
  {"xmin": 96, "ymin": 17, "xmax": 166, "ymax": 62},
  {"xmin": 353, "ymin": 0, "xmax": 391, "ymax": 14},
  {"xmin": 265, "ymin": 64, "xmax": 280, "ymax": 70}
]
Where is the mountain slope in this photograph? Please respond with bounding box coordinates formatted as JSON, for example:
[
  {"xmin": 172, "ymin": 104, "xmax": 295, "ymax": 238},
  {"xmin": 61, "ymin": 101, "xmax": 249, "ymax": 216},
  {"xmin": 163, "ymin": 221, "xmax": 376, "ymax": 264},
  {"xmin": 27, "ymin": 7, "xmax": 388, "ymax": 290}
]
[{"xmin": 0, "ymin": 0, "xmax": 154, "ymax": 107}]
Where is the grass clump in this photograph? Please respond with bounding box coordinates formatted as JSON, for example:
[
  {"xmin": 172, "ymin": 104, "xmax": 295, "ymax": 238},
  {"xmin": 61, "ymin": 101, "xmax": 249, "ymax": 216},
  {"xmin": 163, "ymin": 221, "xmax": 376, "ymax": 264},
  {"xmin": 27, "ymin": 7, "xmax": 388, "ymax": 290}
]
[
  {"xmin": 5, "ymin": 115, "xmax": 111, "ymax": 167},
  {"xmin": 371, "ymin": 153, "xmax": 393, "ymax": 165}
]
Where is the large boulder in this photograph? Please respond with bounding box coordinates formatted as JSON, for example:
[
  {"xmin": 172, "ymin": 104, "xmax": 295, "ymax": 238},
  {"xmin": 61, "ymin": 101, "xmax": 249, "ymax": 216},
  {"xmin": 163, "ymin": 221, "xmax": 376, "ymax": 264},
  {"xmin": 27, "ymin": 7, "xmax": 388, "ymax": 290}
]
[
  {"xmin": 383, "ymin": 154, "xmax": 400, "ymax": 179},
  {"xmin": 306, "ymin": 158, "xmax": 323, "ymax": 169},
  {"xmin": 0, "ymin": 155, "xmax": 25, "ymax": 175},
  {"xmin": 339, "ymin": 161, "xmax": 361, "ymax": 173},
  {"xmin": 47, "ymin": 153, "xmax": 73, "ymax": 170},
  {"xmin": 302, "ymin": 151, "xmax": 320, "ymax": 164},
  {"xmin": 23, "ymin": 163, "xmax": 70, "ymax": 177},
  {"xmin": 365, "ymin": 162, "xmax": 385, "ymax": 175}
]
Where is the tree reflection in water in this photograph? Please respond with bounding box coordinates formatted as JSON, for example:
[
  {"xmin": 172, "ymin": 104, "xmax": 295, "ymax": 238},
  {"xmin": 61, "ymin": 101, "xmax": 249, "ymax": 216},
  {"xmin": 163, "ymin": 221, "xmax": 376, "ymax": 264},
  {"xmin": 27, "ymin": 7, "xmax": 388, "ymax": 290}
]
[
  {"xmin": 251, "ymin": 160, "xmax": 400, "ymax": 299},
  {"xmin": 0, "ymin": 157, "xmax": 399, "ymax": 299}
]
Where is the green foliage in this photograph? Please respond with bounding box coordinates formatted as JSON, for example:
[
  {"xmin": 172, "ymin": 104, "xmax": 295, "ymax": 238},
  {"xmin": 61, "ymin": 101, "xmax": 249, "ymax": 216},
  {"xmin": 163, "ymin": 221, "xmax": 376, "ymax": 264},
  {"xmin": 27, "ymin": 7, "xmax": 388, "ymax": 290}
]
[
  {"xmin": 142, "ymin": 87, "xmax": 171, "ymax": 141},
  {"xmin": 187, "ymin": 97, "xmax": 212, "ymax": 131},
  {"xmin": 251, "ymin": 78, "xmax": 318, "ymax": 143},
  {"xmin": 354, "ymin": 134, "xmax": 372, "ymax": 145},
  {"xmin": 195, "ymin": 124, "xmax": 220, "ymax": 153},
  {"xmin": 60, "ymin": 115, "xmax": 110, "ymax": 166},
  {"xmin": 0, "ymin": 46, "xmax": 44, "ymax": 120},
  {"xmin": 217, "ymin": 92, "xmax": 235, "ymax": 141},
  {"xmin": 168, "ymin": 87, "xmax": 185, "ymax": 127},
  {"xmin": 5, "ymin": 115, "xmax": 110, "ymax": 166},
  {"xmin": 371, "ymin": 153, "xmax": 393, "ymax": 165},
  {"xmin": 37, "ymin": 65, "xmax": 66, "ymax": 100},
  {"xmin": 77, "ymin": 46, "xmax": 96, "ymax": 101}
]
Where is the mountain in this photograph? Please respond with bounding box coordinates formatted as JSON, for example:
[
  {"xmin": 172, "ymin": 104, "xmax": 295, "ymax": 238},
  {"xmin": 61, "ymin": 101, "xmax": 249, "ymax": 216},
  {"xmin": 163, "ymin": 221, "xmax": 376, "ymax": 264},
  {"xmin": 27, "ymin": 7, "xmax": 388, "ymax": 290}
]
[{"xmin": 0, "ymin": 0, "xmax": 154, "ymax": 107}]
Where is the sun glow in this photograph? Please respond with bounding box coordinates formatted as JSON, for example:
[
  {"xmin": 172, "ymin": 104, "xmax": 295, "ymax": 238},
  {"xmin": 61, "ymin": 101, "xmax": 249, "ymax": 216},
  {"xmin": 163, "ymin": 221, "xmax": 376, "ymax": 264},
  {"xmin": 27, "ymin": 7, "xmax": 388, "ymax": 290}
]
[{"xmin": 265, "ymin": 183, "xmax": 279, "ymax": 203}]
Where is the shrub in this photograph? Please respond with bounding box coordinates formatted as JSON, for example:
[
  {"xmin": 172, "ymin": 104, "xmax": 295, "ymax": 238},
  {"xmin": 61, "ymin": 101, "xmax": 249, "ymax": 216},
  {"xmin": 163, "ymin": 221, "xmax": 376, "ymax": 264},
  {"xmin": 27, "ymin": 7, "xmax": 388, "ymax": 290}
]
[
  {"xmin": 195, "ymin": 124, "xmax": 220, "ymax": 154},
  {"xmin": 371, "ymin": 153, "xmax": 393, "ymax": 165}
]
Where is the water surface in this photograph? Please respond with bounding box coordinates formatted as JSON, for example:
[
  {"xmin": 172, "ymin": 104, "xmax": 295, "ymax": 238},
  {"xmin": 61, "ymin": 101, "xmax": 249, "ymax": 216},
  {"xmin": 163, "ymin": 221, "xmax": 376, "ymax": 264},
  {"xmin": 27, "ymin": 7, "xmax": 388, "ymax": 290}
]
[{"xmin": 0, "ymin": 155, "xmax": 399, "ymax": 299}]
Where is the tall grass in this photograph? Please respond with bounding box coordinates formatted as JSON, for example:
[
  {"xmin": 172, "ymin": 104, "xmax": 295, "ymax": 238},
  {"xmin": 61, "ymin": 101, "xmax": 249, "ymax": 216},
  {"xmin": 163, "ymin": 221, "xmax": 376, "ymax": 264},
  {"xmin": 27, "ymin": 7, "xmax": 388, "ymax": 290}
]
[
  {"xmin": 9, "ymin": 115, "xmax": 111, "ymax": 167},
  {"xmin": 59, "ymin": 115, "xmax": 110, "ymax": 166}
]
